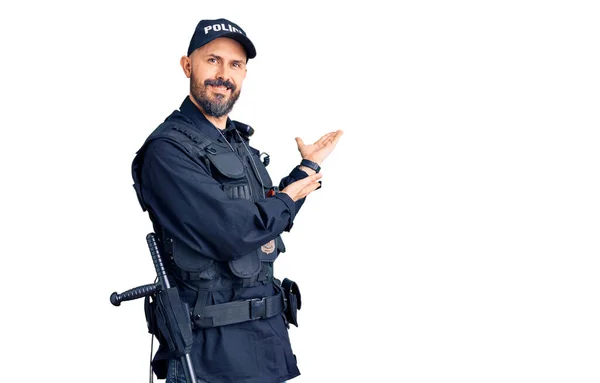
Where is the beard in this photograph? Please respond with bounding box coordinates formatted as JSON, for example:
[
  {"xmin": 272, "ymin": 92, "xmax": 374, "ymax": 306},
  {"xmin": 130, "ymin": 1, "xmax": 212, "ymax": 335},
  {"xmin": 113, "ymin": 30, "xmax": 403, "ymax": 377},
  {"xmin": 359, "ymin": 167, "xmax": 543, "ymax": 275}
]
[{"xmin": 190, "ymin": 72, "xmax": 241, "ymax": 118}]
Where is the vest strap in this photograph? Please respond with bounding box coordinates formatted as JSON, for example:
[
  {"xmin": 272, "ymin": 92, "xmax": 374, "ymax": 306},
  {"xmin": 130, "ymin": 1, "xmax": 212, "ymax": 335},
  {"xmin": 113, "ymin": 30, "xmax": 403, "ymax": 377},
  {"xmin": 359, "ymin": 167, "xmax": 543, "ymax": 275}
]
[{"xmin": 192, "ymin": 289, "xmax": 209, "ymax": 327}]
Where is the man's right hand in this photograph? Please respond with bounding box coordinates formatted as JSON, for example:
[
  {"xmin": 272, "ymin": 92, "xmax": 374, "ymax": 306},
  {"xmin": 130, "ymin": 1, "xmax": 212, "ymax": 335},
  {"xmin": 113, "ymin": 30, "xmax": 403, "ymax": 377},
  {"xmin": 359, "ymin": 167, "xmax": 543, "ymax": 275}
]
[{"xmin": 280, "ymin": 173, "xmax": 323, "ymax": 202}]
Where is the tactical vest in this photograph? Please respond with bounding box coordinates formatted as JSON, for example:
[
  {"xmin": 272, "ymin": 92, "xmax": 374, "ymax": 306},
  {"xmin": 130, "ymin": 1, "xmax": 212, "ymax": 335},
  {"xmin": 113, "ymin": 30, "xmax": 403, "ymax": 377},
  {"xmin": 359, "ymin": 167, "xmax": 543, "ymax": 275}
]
[{"xmin": 131, "ymin": 111, "xmax": 286, "ymax": 290}]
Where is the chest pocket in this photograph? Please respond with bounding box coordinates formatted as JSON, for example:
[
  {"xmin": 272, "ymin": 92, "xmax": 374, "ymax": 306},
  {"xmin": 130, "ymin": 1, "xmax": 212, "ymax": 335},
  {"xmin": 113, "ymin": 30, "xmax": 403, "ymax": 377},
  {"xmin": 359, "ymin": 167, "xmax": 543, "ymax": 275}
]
[{"xmin": 205, "ymin": 150, "xmax": 251, "ymax": 200}]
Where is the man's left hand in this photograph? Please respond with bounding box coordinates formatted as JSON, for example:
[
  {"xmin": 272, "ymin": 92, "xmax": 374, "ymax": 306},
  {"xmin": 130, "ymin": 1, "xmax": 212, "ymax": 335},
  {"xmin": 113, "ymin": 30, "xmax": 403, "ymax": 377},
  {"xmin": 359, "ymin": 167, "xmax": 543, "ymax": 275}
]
[{"xmin": 295, "ymin": 130, "xmax": 344, "ymax": 165}]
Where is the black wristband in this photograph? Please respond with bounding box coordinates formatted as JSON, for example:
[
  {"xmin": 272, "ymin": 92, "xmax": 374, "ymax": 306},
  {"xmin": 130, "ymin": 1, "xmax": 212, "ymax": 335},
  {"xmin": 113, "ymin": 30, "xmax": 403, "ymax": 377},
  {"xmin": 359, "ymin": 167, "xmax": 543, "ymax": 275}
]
[{"xmin": 300, "ymin": 159, "xmax": 320, "ymax": 173}]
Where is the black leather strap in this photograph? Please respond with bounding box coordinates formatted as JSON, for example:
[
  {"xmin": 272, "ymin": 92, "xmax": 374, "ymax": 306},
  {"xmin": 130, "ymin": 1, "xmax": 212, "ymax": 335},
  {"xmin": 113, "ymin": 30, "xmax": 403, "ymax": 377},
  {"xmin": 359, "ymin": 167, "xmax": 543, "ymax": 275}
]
[{"xmin": 300, "ymin": 159, "xmax": 320, "ymax": 173}]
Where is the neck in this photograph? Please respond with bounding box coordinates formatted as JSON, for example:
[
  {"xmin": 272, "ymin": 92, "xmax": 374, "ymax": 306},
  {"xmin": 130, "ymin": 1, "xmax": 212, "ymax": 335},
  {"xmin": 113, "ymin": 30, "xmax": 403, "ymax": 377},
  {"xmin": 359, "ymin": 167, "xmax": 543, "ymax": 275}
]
[{"xmin": 189, "ymin": 94, "xmax": 228, "ymax": 130}]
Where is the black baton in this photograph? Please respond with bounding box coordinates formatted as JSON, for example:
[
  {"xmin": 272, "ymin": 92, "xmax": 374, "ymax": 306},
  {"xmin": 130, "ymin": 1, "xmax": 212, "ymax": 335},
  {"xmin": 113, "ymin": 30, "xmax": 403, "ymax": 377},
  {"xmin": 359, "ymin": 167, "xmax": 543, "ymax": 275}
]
[{"xmin": 111, "ymin": 233, "xmax": 198, "ymax": 383}]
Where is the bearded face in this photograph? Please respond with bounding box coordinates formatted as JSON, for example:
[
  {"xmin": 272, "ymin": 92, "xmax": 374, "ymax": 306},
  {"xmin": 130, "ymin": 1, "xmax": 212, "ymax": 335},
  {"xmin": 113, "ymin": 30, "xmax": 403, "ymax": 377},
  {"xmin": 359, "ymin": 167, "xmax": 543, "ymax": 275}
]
[
  {"xmin": 183, "ymin": 37, "xmax": 248, "ymax": 118},
  {"xmin": 190, "ymin": 72, "xmax": 241, "ymax": 118}
]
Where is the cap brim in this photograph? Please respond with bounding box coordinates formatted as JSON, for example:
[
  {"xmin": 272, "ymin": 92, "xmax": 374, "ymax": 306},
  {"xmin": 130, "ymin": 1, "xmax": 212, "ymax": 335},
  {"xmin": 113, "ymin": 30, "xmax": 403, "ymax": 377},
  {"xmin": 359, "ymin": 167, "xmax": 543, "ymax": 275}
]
[{"xmin": 220, "ymin": 32, "xmax": 256, "ymax": 59}]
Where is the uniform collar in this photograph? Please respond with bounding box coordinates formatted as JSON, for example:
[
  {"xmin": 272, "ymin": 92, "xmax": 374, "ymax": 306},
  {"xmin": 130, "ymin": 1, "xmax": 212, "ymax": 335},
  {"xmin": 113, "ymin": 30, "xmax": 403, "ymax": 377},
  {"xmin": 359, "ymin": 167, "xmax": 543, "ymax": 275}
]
[{"xmin": 179, "ymin": 96, "xmax": 237, "ymax": 143}]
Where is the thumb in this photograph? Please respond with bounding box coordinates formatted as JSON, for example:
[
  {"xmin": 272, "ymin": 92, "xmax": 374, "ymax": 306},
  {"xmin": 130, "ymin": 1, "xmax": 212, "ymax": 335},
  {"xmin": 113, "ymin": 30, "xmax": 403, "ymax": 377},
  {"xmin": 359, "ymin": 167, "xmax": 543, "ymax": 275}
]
[{"xmin": 295, "ymin": 137, "xmax": 304, "ymax": 148}]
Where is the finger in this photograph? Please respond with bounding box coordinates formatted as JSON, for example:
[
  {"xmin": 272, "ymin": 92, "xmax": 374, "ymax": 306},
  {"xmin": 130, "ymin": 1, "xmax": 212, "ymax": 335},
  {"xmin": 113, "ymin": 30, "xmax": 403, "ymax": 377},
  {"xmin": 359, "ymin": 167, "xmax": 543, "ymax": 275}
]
[
  {"xmin": 316, "ymin": 132, "xmax": 336, "ymax": 146},
  {"xmin": 288, "ymin": 173, "xmax": 322, "ymax": 192},
  {"xmin": 302, "ymin": 172, "xmax": 322, "ymax": 184},
  {"xmin": 296, "ymin": 173, "xmax": 322, "ymax": 190},
  {"xmin": 323, "ymin": 130, "xmax": 343, "ymax": 145},
  {"xmin": 300, "ymin": 180, "xmax": 322, "ymax": 197},
  {"xmin": 321, "ymin": 136, "xmax": 335, "ymax": 147},
  {"xmin": 328, "ymin": 130, "xmax": 344, "ymax": 147}
]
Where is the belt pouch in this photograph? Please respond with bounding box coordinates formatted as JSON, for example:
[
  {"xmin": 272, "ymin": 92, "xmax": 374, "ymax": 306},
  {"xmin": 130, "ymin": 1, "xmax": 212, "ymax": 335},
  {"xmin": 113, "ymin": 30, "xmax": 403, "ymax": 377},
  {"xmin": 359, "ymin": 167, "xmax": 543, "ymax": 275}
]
[{"xmin": 281, "ymin": 278, "xmax": 301, "ymax": 327}]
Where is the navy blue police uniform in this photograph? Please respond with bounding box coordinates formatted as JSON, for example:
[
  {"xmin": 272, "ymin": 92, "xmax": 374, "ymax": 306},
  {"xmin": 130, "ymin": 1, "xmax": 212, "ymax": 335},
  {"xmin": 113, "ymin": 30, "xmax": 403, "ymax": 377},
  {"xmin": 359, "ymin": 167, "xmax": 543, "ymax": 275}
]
[{"xmin": 131, "ymin": 95, "xmax": 309, "ymax": 383}]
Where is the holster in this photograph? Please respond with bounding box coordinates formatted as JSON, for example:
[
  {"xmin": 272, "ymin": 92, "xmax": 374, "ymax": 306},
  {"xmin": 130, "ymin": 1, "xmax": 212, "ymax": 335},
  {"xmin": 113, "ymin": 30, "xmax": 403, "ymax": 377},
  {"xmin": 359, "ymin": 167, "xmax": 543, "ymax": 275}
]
[
  {"xmin": 281, "ymin": 278, "xmax": 302, "ymax": 327},
  {"xmin": 143, "ymin": 287, "xmax": 193, "ymax": 379}
]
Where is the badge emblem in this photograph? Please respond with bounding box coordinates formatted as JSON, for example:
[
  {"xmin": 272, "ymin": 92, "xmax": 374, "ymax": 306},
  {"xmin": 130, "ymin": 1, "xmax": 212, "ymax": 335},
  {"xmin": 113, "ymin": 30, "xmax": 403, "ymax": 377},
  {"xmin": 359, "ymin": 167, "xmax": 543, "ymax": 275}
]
[{"xmin": 261, "ymin": 239, "xmax": 275, "ymax": 254}]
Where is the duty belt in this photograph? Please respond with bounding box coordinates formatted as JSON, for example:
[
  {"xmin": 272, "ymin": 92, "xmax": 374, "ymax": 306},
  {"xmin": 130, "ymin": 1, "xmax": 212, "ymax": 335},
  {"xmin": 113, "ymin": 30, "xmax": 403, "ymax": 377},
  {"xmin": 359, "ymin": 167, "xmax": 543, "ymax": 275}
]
[{"xmin": 192, "ymin": 289, "xmax": 286, "ymax": 328}]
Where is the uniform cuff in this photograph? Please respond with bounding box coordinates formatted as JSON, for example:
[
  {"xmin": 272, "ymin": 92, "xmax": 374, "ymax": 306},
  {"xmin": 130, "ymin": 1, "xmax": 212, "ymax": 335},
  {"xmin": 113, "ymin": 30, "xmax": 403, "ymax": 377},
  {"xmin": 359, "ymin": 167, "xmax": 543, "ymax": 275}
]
[
  {"xmin": 274, "ymin": 192, "xmax": 297, "ymax": 231},
  {"xmin": 289, "ymin": 166, "xmax": 309, "ymax": 181}
]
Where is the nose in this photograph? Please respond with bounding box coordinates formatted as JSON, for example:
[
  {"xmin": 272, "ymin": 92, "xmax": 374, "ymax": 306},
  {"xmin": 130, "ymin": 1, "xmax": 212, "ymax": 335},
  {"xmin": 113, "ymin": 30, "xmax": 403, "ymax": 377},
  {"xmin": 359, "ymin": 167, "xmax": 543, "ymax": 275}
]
[{"xmin": 215, "ymin": 63, "xmax": 232, "ymax": 82}]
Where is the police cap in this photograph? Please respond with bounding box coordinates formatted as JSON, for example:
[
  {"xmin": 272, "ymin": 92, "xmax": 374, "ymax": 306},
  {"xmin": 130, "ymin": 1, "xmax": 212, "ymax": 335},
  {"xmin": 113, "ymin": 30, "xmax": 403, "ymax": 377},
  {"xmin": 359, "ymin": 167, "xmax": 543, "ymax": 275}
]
[{"xmin": 187, "ymin": 18, "xmax": 256, "ymax": 59}]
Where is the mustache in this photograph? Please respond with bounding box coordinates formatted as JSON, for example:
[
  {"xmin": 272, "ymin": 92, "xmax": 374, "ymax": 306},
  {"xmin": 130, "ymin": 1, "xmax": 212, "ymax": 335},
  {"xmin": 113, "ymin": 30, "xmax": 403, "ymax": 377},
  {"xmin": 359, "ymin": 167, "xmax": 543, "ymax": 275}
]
[{"xmin": 204, "ymin": 78, "xmax": 236, "ymax": 92}]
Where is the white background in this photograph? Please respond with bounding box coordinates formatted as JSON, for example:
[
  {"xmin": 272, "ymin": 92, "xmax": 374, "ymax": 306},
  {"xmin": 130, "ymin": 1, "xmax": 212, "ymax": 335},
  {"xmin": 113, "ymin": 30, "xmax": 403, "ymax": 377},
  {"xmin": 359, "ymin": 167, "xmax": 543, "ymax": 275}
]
[{"xmin": 1, "ymin": 1, "xmax": 599, "ymax": 382}]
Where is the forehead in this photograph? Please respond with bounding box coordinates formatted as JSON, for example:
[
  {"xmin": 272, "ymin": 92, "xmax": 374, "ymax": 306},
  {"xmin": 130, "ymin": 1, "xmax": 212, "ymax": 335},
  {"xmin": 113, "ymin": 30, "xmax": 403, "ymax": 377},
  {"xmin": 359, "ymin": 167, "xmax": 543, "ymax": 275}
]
[{"xmin": 195, "ymin": 37, "xmax": 247, "ymax": 60}]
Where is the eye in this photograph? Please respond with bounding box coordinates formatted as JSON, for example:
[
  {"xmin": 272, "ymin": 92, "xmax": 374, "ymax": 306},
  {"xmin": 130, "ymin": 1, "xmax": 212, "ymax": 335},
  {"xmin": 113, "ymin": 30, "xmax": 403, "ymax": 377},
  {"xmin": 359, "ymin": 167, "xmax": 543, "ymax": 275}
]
[
  {"xmin": 232, "ymin": 62, "xmax": 244, "ymax": 69},
  {"xmin": 208, "ymin": 57, "xmax": 217, "ymax": 63}
]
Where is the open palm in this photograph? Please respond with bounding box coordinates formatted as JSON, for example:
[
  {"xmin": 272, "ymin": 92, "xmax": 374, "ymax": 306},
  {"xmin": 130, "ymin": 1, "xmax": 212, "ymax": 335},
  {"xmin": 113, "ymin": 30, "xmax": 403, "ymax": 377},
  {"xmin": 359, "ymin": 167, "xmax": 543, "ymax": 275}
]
[{"xmin": 295, "ymin": 130, "xmax": 343, "ymax": 165}]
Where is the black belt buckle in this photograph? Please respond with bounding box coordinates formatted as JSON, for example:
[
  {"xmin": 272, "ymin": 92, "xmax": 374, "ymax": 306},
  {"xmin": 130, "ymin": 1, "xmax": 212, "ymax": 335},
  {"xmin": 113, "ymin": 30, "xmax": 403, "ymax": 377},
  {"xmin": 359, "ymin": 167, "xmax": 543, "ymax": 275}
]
[{"xmin": 249, "ymin": 297, "xmax": 266, "ymax": 320}]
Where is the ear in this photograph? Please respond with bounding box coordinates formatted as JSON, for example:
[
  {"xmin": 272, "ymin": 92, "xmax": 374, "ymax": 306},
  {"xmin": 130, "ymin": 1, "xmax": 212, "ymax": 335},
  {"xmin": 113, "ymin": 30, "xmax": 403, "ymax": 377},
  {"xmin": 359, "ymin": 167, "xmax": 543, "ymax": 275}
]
[{"xmin": 180, "ymin": 55, "xmax": 191, "ymax": 78}]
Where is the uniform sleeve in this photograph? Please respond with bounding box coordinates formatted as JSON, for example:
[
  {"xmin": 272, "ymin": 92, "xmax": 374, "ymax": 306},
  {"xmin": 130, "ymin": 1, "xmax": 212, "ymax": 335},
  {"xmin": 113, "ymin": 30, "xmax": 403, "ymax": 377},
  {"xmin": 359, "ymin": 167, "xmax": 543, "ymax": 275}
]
[
  {"xmin": 278, "ymin": 166, "xmax": 309, "ymax": 215},
  {"xmin": 140, "ymin": 138, "xmax": 296, "ymax": 262}
]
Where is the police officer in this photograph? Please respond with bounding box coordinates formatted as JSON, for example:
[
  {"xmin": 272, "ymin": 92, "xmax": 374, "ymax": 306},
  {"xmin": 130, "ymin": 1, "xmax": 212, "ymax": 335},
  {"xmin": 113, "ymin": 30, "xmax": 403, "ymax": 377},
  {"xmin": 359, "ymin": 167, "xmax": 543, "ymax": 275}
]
[{"xmin": 131, "ymin": 18, "xmax": 343, "ymax": 383}]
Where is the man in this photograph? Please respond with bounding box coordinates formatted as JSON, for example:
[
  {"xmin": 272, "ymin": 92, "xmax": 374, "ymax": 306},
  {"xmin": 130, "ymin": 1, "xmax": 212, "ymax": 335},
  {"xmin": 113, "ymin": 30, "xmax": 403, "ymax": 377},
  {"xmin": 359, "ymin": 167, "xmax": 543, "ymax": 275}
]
[{"xmin": 131, "ymin": 18, "xmax": 343, "ymax": 383}]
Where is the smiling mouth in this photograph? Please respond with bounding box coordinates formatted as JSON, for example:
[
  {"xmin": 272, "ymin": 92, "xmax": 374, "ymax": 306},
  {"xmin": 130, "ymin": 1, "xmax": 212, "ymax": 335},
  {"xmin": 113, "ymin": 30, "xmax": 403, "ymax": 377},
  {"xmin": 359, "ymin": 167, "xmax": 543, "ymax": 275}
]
[{"xmin": 210, "ymin": 85, "xmax": 230, "ymax": 92}]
